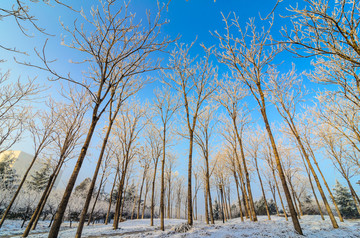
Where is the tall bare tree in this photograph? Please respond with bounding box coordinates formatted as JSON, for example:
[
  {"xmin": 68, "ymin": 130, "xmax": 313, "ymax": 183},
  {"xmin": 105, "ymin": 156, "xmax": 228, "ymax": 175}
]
[
  {"xmin": 214, "ymin": 16, "xmax": 303, "ymax": 234},
  {"xmin": 113, "ymin": 101, "xmax": 148, "ymax": 229},
  {"xmin": 266, "ymin": 67, "xmax": 339, "ymax": 228},
  {"xmin": 152, "ymin": 87, "xmax": 180, "ymax": 230},
  {"xmin": 213, "ymin": 78, "xmax": 257, "ymax": 221},
  {"xmin": 145, "ymin": 125, "xmax": 162, "ymax": 226},
  {"xmin": 193, "ymin": 106, "xmax": 217, "ymax": 224},
  {"xmin": 164, "ymin": 43, "xmax": 217, "ymax": 225}
]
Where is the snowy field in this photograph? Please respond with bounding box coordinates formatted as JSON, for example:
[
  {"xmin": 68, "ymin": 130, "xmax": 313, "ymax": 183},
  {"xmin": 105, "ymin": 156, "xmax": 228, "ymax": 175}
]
[{"xmin": 1, "ymin": 216, "xmax": 360, "ymax": 238}]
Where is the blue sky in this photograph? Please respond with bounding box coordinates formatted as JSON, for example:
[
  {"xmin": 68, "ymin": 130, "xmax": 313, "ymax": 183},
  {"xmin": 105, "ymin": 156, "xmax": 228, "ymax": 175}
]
[{"xmin": 2, "ymin": 0, "xmax": 357, "ymax": 215}]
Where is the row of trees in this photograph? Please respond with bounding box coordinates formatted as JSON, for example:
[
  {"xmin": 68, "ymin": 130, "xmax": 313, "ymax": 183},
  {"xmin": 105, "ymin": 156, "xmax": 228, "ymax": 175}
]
[{"xmin": 0, "ymin": 0, "xmax": 360, "ymax": 237}]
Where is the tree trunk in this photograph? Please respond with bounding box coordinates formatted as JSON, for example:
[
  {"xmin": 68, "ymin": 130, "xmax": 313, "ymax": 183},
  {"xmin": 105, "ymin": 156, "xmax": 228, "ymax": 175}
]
[
  {"xmin": 204, "ymin": 186, "xmax": 209, "ymax": 224},
  {"xmin": 301, "ymin": 154, "xmax": 324, "ymax": 220},
  {"xmin": 257, "ymin": 82, "xmax": 302, "ymax": 234},
  {"xmin": 287, "ymin": 116, "xmax": 338, "ymax": 228},
  {"xmin": 271, "ymin": 166, "xmax": 288, "ymax": 220},
  {"xmin": 142, "ymin": 180, "xmax": 150, "ymax": 219},
  {"xmin": 234, "ymin": 127, "xmax": 257, "ymax": 221},
  {"xmin": 87, "ymin": 172, "xmax": 106, "ymax": 226},
  {"xmin": 113, "ymin": 158, "xmax": 130, "ymax": 229},
  {"xmin": 137, "ymin": 168, "xmax": 147, "ymax": 219},
  {"xmin": 187, "ymin": 131, "xmax": 194, "ymax": 226},
  {"xmin": 234, "ymin": 150, "xmax": 251, "ymax": 220},
  {"xmin": 105, "ymin": 170, "xmax": 118, "ymax": 225},
  {"xmin": 150, "ymin": 158, "xmax": 159, "ymax": 226},
  {"xmin": 233, "ymin": 171, "xmax": 244, "ymax": 221},
  {"xmin": 205, "ymin": 155, "xmax": 214, "ymax": 224},
  {"xmin": 167, "ymin": 173, "xmax": 171, "ymax": 219},
  {"xmin": 306, "ymin": 145, "xmax": 344, "ymax": 222},
  {"xmin": 160, "ymin": 129, "xmax": 166, "ymax": 230},
  {"xmin": 23, "ymin": 156, "xmax": 64, "ymax": 237},
  {"xmin": 269, "ymin": 182, "xmax": 279, "ymax": 216},
  {"xmin": 76, "ymin": 120, "xmax": 113, "ymax": 237},
  {"xmin": 254, "ymin": 158, "xmax": 270, "ymax": 220}
]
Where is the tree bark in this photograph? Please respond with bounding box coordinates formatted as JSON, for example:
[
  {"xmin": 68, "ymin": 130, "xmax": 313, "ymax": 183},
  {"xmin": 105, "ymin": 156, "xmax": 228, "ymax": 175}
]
[
  {"xmin": 150, "ymin": 158, "xmax": 159, "ymax": 226},
  {"xmin": 254, "ymin": 158, "xmax": 270, "ymax": 220},
  {"xmin": 233, "ymin": 171, "xmax": 244, "ymax": 221},
  {"xmin": 187, "ymin": 131, "xmax": 194, "ymax": 226},
  {"xmin": 105, "ymin": 169, "xmax": 118, "ymax": 225}
]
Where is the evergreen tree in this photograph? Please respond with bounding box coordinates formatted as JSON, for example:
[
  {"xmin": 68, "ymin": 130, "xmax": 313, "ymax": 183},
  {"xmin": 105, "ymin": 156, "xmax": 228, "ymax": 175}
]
[
  {"xmin": 0, "ymin": 154, "xmax": 18, "ymax": 189},
  {"xmin": 212, "ymin": 200, "xmax": 221, "ymax": 220},
  {"xmin": 27, "ymin": 162, "xmax": 51, "ymax": 191},
  {"xmin": 255, "ymin": 197, "xmax": 277, "ymax": 215},
  {"xmin": 74, "ymin": 178, "xmax": 93, "ymax": 198},
  {"xmin": 333, "ymin": 180, "xmax": 359, "ymax": 219}
]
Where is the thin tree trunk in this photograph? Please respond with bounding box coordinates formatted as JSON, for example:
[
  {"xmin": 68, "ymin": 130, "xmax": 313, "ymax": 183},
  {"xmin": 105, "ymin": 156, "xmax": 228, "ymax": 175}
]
[
  {"xmin": 160, "ymin": 129, "xmax": 166, "ymax": 231},
  {"xmin": 305, "ymin": 139, "xmax": 344, "ymax": 222},
  {"xmin": 204, "ymin": 186, "xmax": 209, "ymax": 224},
  {"xmin": 254, "ymin": 158, "xmax": 270, "ymax": 220},
  {"xmin": 131, "ymin": 195, "xmax": 137, "ymax": 219},
  {"xmin": 234, "ymin": 127, "xmax": 257, "ymax": 221},
  {"xmin": 167, "ymin": 173, "xmax": 171, "ymax": 219},
  {"xmin": 105, "ymin": 170, "xmax": 118, "ymax": 225},
  {"xmin": 287, "ymin": 117, "xmax": 338, "ymax": 228},
  {"xmin": 76, "ymin": 120, "xmax": 113, "ymax": 237},
  {"xmin": 87, "ymin": 172, "xmax": 106, "ymax": 226},
  {"xmin": 226, "ymin": 186, "xmax": 232, "ymax": 219},
  {"xmin": 205, "ymin": 155, "xmax": 214, "ymax": 224},
  {"xmin": 269, "ymin": 182, "xmax": 279, "ymax": 216},
  {"xmin": 137, "ymin": 168, "xmax": 147, "ymax": 219},
  {"xmin": 271, "ymin": 166, "xmax": 288, "ymax": 220},
  {"xmin": 234, "ymin": 150, "xmax": 251, "ymax": 220},
  {"xmin": 187, "ymin": 132, "xmax": 194, "ymax": 226},
  {"xmin": 233, "ymin": 171, "xmax": 244, "ymax": 221},
  {"xmin": 23, "ymin": 157, "xmax": 64, "ymax": 237},
  {"xmin": 150, "ymin": 159, "xmax": 159, "ymax": 226},
  {"xmin": 301, "ymin": 154, "xmax": 324, "ymax": 220},
  {"xmin": 113, "ymin": 157, "xmax": 130, "ymax": 229},
  {"xmin": 142, "ymin": 180, "xmax": 150, "ymax": 219}
]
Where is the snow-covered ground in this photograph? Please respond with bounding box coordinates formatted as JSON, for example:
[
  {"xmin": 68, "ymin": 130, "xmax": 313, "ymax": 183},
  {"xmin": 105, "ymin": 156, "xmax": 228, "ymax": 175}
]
[{"xmin": 1, "ymin": 216, "xmax": 359, "ymax": 237}]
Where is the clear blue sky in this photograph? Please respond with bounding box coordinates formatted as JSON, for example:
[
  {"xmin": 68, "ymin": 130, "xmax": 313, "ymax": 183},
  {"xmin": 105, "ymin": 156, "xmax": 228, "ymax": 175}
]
[{"xmin": 2, "ymin": 0, "xmax": 357, "ymax": 215}]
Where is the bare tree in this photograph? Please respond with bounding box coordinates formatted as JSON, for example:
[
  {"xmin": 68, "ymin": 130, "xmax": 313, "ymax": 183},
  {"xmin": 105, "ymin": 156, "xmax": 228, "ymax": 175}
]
[
  {"xmin": 112, "ymin": 101, "xmax": 148, "ymax": 229},
  {"xmin": 136, "ymin": 147, "xmax": 151, "ymax": 219},
  {"xmin": 214, "ymin": 16, "xmax": 303, "ymax": 234},
  {"xmin": 0, "ymin": 107, "xmax": 57, "ymax": 228},
  {"xmin": 213, "ymin": 78, "xmax": 257, "ymax": 222},
  {"xmin": 23, "ymin": 89, "xmax": 89, "ymax": 237},
  {"xmin": 165, "ymin": 153, "xmax": 177, "ymax": 219},
  {"xmin": 247, "ymin": 128, "xmax": 271, "ymax": 220},
  {"xmin": 266, "ymin": 67, "xmax": 339, "ymax": 228},
  {"xmin": 76, "ymin": 71, "xmax": 145, "ymax": 237},
  {"xmin": 193, "ymin": 106, "xmax": 217, "ymax": 224},
  {"xmin": 163, "ymin": 43, "xmax": 217, "ymax": 226},
  {"xmin": 145, "ymin": 125, "xmax": 162, "ymax": 226},
  {"xmin": 152, "ymin": 87, "xmax": 180, "ymax": 230}
]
